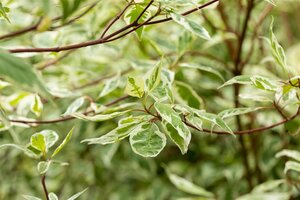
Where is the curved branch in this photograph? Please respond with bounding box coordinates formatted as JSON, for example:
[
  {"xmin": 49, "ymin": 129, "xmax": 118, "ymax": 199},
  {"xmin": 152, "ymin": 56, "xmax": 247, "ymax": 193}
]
[
  {"xmin": 100, "ymin": 0, "xmax": 134, "ymax": 39},
  {"xmin": 185, "ymin": 107, "xmax": 300, "ymax": 135},
  {"xmin": 0, "ymin": 2, "xmax": 98, "ymax": 41},
  {"xmin": 7, "ymin": 0, "xmax": 219, "ymax": 53},
  {"xmin": 9, "ymin": 95, "xmax": 129, "ymax": 125}
]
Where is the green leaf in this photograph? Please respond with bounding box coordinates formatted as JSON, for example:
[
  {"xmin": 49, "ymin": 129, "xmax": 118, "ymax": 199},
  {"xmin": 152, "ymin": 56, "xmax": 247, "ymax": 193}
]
[
  {"xmin": 237, "ymin": 193, "xmax": 290, "ymax": 200},
  {"xmin": 99, "ymin": 74, "xmax": 120, "ymax": 97},
  {"xmin": 218, "ymin": 75, "xmax": 251, "ymax": 89},
  {"xmin": 252, "ymin": 180, "xmax": 286, "ymax": 193},
  {"xmin": 269, "ymin": 17, "xmax": 289, "ymax": 76},
  {"xmin": 146, "ymin": 60, "xmax": 162, "ymax": 93},
  {"xmin": 218, "ymin": 107, "xmax": 263, "ymax": 119},
  {"xmin": 0, "ymin": 51, "xmax": 51, "ymax": 97},
  {"xmin": 125, "ymin": 76, "xmax": 145, "ymax": 98},
  {"xmin": 174, "ymin": 81, "xmax": 204, "ymax": 109},
  {"xmin": 22, "ymin": 195, "xmax": 42, "ymax": 200},
  {"xmin": 31, "ymin": 130, "xmax": 59, "ymax": 153},
  {"xmin": 48, "ymin": 193, "xmax": 58, "ymax": 200},
  {"xmin": 0, "ymin": 80, "xmax": 10, "ymax": 90},
  {"xmin": 265, "ymin": 0, "xmax": 276, "ymax": 6},
  {"xmin": 185, "ymin": 115, "xmax": 203, "ymax": 130},
  {"xmin": 276, "ymin": 149, "xmax": 300, "ymax": 162},
  {"xmin": 71, "ymin": 110, "xmax": 130, "ymax": 122},
  {"xmin": 60, "ymin": 0, "xmax": 70, "ymax": 20},
  {"xmin": 0, "ymin": 144, "xmax": 37, "ymax": 158},
  {"xmin": 63, "ymin": 97, "xmax": 85, "ymax": 116},
  {"xmin": 37, "ymin": 160, "xmax": 51, "ymax": 174},
  {"xmin": 0, "ymin": 2, "xmax": 10, "ymax": 23},
  {"xmin": 155, "ymin": 103, "xmax": 191, "ymax": 154},
  {"xmin": 124, "ymin": 4, "xmax": 151, "ymax": 39},
  {"xmin": 162, "ymin": 121, "xmax": 189, "ymax": 154},
  {"xmin": 196, "ymin": 112, "xmax": 233, "ymax": 135},
  {"xmin": 60, "ymin": 0, "xmax": 85, "ymax": 21},
  {"xmin": 166, "ymin": 169, "xmax": 214, "ymax": 197},
  {"xmin": 250, "ymin": 76, "xmax": 278, "ymax": 92},
  {"xmin": 180, "ymin": 63, "xmax": 225, "ymax": 82},
  {"xmin": 283, "ymin": 161, "xmax": 300, "ymax": 174},
  {"xmin": 30, "ymin": 94, "xmax": 43, "ymax": 117},
  {"xmin": 130, "ymin": 123, "xmax": 166, "ymax": 157},
  {"xmin": 52, "ymin": 127, "xmax": 74, "ymax": 158},
  {"xmin": 82, "ymin": 116, "xmax": 147, "ymax": 145},
  {"xmin": 151, "ymin": 69, "xmax": 175, "ymax": 102},
  {"xmin": 67, "ymin": 188, "xmax": 88, "ymax": 200},
  {"xmin": 37, "ymin": 17, "xmax": 52, "ymax": 32},
  {"xmin": 171, "ymin": 13, "xmax": 210, "ymax": 40},
  {"xmin": 30, "ymin": 133, "xmax": 46, "ymax": 153},
  {"xmin": 178, "ymin": 31, "xmax": 193, "ymax": 55}
]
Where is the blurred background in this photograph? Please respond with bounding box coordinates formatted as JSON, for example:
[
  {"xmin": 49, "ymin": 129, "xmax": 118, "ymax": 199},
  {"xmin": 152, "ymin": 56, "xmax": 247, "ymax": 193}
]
[{"xmin": 1, "ymin": 0, "xmax": 300, "ymax": 199}]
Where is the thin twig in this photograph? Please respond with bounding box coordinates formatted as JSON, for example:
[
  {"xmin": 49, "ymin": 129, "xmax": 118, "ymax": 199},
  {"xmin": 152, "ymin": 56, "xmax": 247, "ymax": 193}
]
[
  {"xmin": 100, "ymin": 0, "xmax": 134, "ymax": 39},
  {"xmin": 37, "ymin": 51, "xmax": 74, "ymax": 71},
  {"xmin": 10, "ymin": 95, "xmax": 129, "ymax": 125},
  {"xmin": 7, "ymin": 0, "xmax": 219, "ymax": 53},
  {"xmin": 0, "ymin": 2, "xmax": 98, "ymax": 41},
  {"xmin": 41, "ymin": 175, "xmax": 49, "ymax": 200}
]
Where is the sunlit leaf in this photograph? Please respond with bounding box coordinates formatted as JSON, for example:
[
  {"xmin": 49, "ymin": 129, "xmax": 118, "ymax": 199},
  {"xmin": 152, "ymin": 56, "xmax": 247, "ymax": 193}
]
[
  {"xmin": 283, "ymin": 161, "xmax": 300, "ymax": 174},
  {"xmin": 269, "ymin": 17, "xmax": 289, "ymax": 76},
  {"xmin": 125, "ymin": 76, "xmax": 145, "ymax": 98},
  {"xmin": 124, "ymin": 4, "xmax": 151, "ymax": 39},
  {"xmin": 37, "ymin": 160, "xmax": 51, "ymax": 174},
  {"xmin": 218, "ymin": 107, "xmax": 263, "ymax": 119},
  {"xmin": 218, "ymin": 75, "xmax": 251, "ymax": 89},
  {"xmin": 52, "ymin": 127, "xmax": 74, "ymax": 158},
  {"xmin": 180, "ymin": 63, "xmax": 225, "ymax": 82},
  {"xmin": 22, "ymin": 195, "xmax": 42, "ymax": 200},
  {"xmin": 130, "ymin": 123, "xmax": 166, "ymax": 157},
  {"xmin": 48, "ymin": 193, "xmax": 58, "ymax": 200},
  {"xmin": 171, "ymin": 13, "xmax": 210, "ymax": 40},
  {"xmin": 67, "ymin": 188, "xmax": 88, "ymax": 200},
  {"xmin": 99, "ymin": 74, "xmax": 120, "ymax": 97},
  {"xmin": 155, "ymin": 102, "xmax": 191, "ymax": 154},
  {"xmin": 146, "ymin": 60, "xmax": 162, "ymax": 93},
  {"xmin": 30, "ymin": 94, "xmax": 43, "ymax": 117},
  {"xmin": 0, "ymin": 51, "xmax": 50, "ymax": 97},
  {"xmin": 166, "ymin": 169, "xmax": 214, "ymax": 197},
  {"xmin": 82, "ymin": 116, "xmax": 148, "ymax": 145},
  {"xmin": 63, "ymin": 97, "xmax": 85, "ymax": 116},
  {"xmin": 31, "ymin": 130, "xmax": 59, "ymax": 153},
  {"xmin": 276, "ymin": 149, "xmax": 300, "ymax": 162},
  {"xmin": 0, "ymin": 2, "xmax": 10, "ymax": 23},
  {"xmin": 174, "ymin": 81, "xmax": 204, "ymax": 109},
  {"xmin": 71, "ymin": 110, "xmax": 130, "ymax": 122}
]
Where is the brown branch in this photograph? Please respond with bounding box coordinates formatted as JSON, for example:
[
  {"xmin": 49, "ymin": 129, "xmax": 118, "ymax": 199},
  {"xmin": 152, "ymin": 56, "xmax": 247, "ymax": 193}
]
[
  {"xmin": 185, "ymin": 107, "xmax": 300, "ymax": 135},
  {"xmin": 234, "ymin": 0, "xmax": 255, "ymax": 73},
  {"xmin": 0, "ymin": 2, "xmax": 97, "ymax": 41},
  {"xmin": 10, "ymin": 95, "xmax": 129, "ymax": 125},
  {"xmin": 145, "ymin": 0, "xmax": 219, "ymax": 25},
  {"xmin": 104, "ymin": 6, "xmax": 161, "ymax": 43},
  {"xmin": 273, "ymin": 101, "xmax": 288, "ymax": 120},
  {"xmin": 0, "ymin": 22, "xmax": 40, "ymax": 41},
  {"xmin": 216, "ymin": 2, "xmax": 236, "ymax": 60},
  {"xmin": 242, "ymin": 4, "xmax": 273, "ymax": 66},
  {"xmin": 7, "ymin": 0, "xmax": 219, "ymax": 53},
  {"xmin": 135, "ymin": 0, "xmax": 154, "ymax": 24},
  {"xmin": 37, "ymin": 50, "xmax": 74, "ymax": 71},
  {"xmin": 51, "ymin": 2, "xmax": 98, "ymax": 29},
  {"xmin": 73, "ymin": 68, "xmax": 132, "ymax": 90},
  {"xmin": 232, "ymin": 0, "xmax": 256, "ymax": 190},
  {"xmin": 100, "ymin": 0, "xmax": 134, "ymax": 39},
  {"xmin": 41, "ymin": 175, "xmax": 49, "ymax": 200}
]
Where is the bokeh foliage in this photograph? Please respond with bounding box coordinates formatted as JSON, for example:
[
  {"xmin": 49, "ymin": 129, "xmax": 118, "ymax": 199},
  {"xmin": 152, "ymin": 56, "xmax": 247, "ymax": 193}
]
[{"xmin": 1, "ymin": 0, "xmax": 300, "ymax": 199}]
